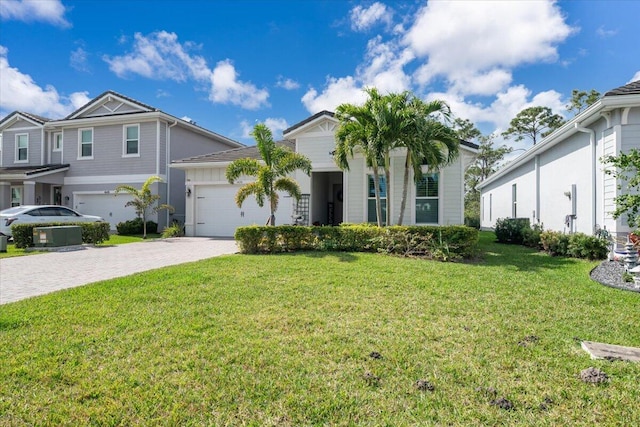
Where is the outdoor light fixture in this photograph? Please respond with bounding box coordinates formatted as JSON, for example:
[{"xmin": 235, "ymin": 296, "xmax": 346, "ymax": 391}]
[{"xmin": 186, "ymin": 188, "xmax": 192, "ymax": 197}]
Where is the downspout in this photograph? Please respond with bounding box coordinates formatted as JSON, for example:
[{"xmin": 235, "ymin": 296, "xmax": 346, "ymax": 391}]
[
  {"xmin": 167, "ymin": 120, "xmax": 178, "ymax": 226},
  {"xmin": 575, "ymin": 123, "xmax": 597, "ymax": 234}
]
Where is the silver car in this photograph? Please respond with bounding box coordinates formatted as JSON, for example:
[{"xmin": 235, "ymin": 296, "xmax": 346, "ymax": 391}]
[{"xmin": 0, "ymin": 205, "xmax": 104, "ymax": 238}]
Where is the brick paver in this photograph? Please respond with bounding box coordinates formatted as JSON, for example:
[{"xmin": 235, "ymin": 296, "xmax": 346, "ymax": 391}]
[{"xmin": 0, "ymin": 238, "xmax": 238, "ymax": 305}]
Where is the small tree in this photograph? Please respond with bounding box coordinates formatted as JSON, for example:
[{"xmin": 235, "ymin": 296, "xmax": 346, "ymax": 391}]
[
  {"xmin": 602, "ymin": 149, "xmax": 640, "ymax": 227},
  {"xmin": 502, "ymin": 106, "xmax": 565, "ymax": 145},
  {"xmin": 115, "ymin": 175, "xmax": 173, "ymax": 238},
  {"xmin": 566, "ymin": 89, "xmax": 600, "ymax": 115},
  {"xmin": 226, "ymin": 123, "xmax": 312, "ymax": 226}
]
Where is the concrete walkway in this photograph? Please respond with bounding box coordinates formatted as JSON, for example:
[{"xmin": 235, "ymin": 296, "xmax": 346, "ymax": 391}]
[{"xmin": 0, "ymin": 238, "xmax": 238, "ymax": 305}]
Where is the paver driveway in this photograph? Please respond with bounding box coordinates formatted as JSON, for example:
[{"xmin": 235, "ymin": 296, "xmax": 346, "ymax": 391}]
[{"xmin": 0, "ymin": 238, "xmax": 238, "ymax": 305}]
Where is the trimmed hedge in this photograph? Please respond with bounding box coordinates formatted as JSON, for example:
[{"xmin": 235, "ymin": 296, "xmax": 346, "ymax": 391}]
[
  {"xmin": 494, "ymin": 217, "xmax": 530, "ymax": 244},
  {"xmin": 540, "ymin": 230, "xmax": 609, "ymax": 260},
  {"xmin": 116, "ymin": 218, "xmax": 158, "ymax": 235},
  {"xmin": 235, "ymin": 224, "xmax": 478, "ymax": 260},
  {"xmin": 11, "ymin": 222, "xmax": 111, "ymax": 248}
]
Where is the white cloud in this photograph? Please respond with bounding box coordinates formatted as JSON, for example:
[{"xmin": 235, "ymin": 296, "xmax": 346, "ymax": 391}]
[
  {"xmin": 596, "ymin": 26, "xmax": 617, "ymax": 38},
  {"xmin": 629, "ymin": 71, "xmax": 640, "ymax": 83},
  {"xmin": 240, "ymin": 117, "xmax": 289, "ymax": 140},
  {"xmin": 70, "ymin": 47, "xmax": 89, "ymax": 72},
  {"xmin": 276, "ymin": 76, "xmax": 300, "ymax": 90},
  {"xmin": 406, "ymin": 1, "xmax": 575, "ymax": 95},
  {"xmin": 0, "ymin": 46, "xmax": 90, "ymax": 119},
  {"xmin": 301, "ymin": 76, "xmax": 368, "ymax": 113},
  {"xmin": 209, "ymin": 59, "xmax": 269, "ymax": 110},
  {"xmin": 104, "ymin": 31, "xmax": 269, "ymax": 110},
  {"xmin": 350, "ymin": 2, "xmax": 392, "ymax": 32},
  {"xmin": 0, "ymin": 0, "xmax": 70, "ymax": 27}
]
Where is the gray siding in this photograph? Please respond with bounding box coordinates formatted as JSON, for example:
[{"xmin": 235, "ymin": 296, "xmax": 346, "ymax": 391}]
[{"xmin": 2, "ymin": 127, "xmax": 44, "ymax": 167}]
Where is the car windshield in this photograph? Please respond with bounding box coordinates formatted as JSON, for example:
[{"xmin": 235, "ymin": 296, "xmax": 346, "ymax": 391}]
[{"xmin": 0, "ymin": 206, "xmax": 31, "ymax": 215}]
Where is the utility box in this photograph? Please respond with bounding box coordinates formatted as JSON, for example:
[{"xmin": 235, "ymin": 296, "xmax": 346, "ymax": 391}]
[
  {"xmin": 33, "ymin": 226, "xmax": 83, "ymax": 247},
  {"xmin": 0, "ymin": 235, "xmax": 7, "ymax": 252}
]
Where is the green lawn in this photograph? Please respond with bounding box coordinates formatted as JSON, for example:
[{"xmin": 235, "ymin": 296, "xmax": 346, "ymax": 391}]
[{"xmin": 1, "ymin": 232, "xmax": 638, "ymax": 425}]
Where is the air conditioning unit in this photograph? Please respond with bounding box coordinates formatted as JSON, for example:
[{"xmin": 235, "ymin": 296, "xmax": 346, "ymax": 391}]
[{"xmin": 33, "ymin": 226, "xmax": 83, "ymax": 247}]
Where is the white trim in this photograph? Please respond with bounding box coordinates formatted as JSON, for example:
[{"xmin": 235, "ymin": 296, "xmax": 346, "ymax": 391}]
[
  {"xmin": 156, "ymin": 121, "xmax": 161, "ymax": 174},
  {"xmin": 15, "ymin": 133, "xmax": 28, "ymax": 163},
  {"xmin": 53, "ymin": 132, "xmax": 63, "ymax": 152},
  {"xmin": 1, "ymin": 125, "xmax": 42, "ymax": 132},
  {"xmin": 621, "ymin": 107, "xmax": 631, "ymax": 125},
  {"xmin": 64, "ymin": 174, "xmax": 167, "ymax": 185},
  {"xmin": 312, "ymin": 163, "xmax": 341, "ymax": 172},
  {"xmin": 78, "ymin": 127, "xmax": 94, "ymax": 160},
  {"xmin": 40, "ymin": 127, "xmax": 44, "ymax": 165},
  {"xmin": 122, "ymin": 123, "xmax": 141, "ymax": 158},
  {"xmin": 283, "ymin": 113, "xmax": 339, "ymax": 139}
]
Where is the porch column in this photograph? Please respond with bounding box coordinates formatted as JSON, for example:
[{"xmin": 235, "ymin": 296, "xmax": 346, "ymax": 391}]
[
  {"xmin": 23, "ymin": 181, "xmax": 37, "ymax": 205},
  {"xmin": 0, "ymin": 183, "xmax": 10, "ymax": 210}
]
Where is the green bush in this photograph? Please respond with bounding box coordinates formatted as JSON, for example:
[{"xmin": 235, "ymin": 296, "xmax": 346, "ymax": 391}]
[
  {"xmin": 539, "ymin": 230, "xmax": 570, "ymax": 257},
  {"xmin": 494, "ymin": 217, "xmax": 531, "ymax": 244},
  {"xmin": 10, "ymin": 222, "xmax": 110, "ymax": 248},
  {"xmin": 567, "ymin": 233, "xmax": 609, "ymax": 260},
  {"xmin": 464, "ymin": 215, "xmax": 480, "ymax": 229},
  {"xmin": 116, "ymin": 218, "xmax": 158, "ymax": 235},
  {"xmin": 161, "ymin": 222, "xmax": 184, "ymax": 238},
  {"xmin": 522, "ymin": 223, "xmax": 544, "ymax": 249},
  {"xmin": 234, "ymin": 224, "xmax": 479, "ymax": 261}
]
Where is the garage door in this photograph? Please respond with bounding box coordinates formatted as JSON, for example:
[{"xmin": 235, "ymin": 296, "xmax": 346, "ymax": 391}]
[
  {"xmin": 194, "ymin": 185, "xmax": 293, "ymax": 237},
  {"xmin": 75, "ymin": 193, "xmax": 136, "ymax": 231}
]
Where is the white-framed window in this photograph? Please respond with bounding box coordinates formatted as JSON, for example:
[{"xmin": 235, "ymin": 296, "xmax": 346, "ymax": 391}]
[
  {"xmin": 15, "ymin": 133, "xmax": 28, "ymax": 162},
  {"xmin": 78, "ymin": 128, "xmax": 93, "ymax": 159},
  {"xmin": 367, "ymin": 175, "xmax": 387, "ymax": 223},
  {"xmin": 123, "ymin": 124, "xmax": 140, "ymax": 157},
  {"xmin": 11, "ymin": 186, "xmax": 23, "ymax": 207},
  {"xmin": 53, "ymin": 132, "xmax": 63, "ymax": 152},
  {"xmin": 416, "ymin": 173, "xmax": 439, "ymax": 224}
]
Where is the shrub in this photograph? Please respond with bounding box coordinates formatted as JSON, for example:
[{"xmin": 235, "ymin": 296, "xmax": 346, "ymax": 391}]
[
  {"xmin": 234, "ymin": 224, "xmax": 479, "ymax": 261},
  {"xmin": 522, "ymin": 223, "xmax": 544, "ymax": 249},
  {"xmin": 161, "ymin": 222, "xmax": 184, "ymax": 238},
  {"xmin": 494, "ymin": 217, "xmax": 531, "ymax": 244},
  {"xmin": 464, "ymin": 215, "xmax": 480, "ymax": 229},
  {"xmin": 11, "ymin": 222, "xmax": 110, "ymax": 248},
  {"xmin": 539, "ymin": 230, "xmax": 570, "ymax": 257},
  {"xmin": 567, "ymin": 233, "xmax": 609, "ymax": 260},
  {"xmin": 116, "ymin": 218, "xmax": 158, "ymax": 235}
]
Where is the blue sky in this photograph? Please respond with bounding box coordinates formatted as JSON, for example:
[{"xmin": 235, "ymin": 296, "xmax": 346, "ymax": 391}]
[{"xmin": 1, "ymin": 0, "xmax": 639, "ymax": 151}]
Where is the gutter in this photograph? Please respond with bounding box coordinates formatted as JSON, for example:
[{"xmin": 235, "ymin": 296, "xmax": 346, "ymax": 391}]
[{"xmin": 574, "ymin": 122, "xmax": 597, "ymax": 233}]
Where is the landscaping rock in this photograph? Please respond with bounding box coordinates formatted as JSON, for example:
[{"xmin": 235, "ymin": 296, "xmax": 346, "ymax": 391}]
[
  {"xmin": 590, "ymin": 261, "xmax": 640, "ymax": 293},
  {"xmin": 579, "ymin": 367, "xmax": 609, "ymax": 384},
  {"xmin": 415, "ymin": 379, "xmax": 435, "ymax": 391}
]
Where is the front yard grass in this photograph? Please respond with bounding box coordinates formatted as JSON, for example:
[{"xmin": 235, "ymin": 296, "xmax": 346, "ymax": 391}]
[{"xmin": 1, "ymin": 232, "xmax": 638, "ymax": 425}]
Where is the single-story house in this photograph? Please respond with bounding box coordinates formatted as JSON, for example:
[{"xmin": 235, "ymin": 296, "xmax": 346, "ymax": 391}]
[
  {"xmin": 478, "ymin": 80, "xmax": 640, "ymax": 237},
  {"xmin": 171, "ymin": 111, "xmax": 479, "ymax": 237}
]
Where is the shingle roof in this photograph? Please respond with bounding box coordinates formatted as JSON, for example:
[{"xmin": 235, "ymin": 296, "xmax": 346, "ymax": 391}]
[
  {"xmin": 283, "ymin": 110, "xmax": 335, "ymax": 135},
  {"xmin": 64, "ymin": 90, "xmax": 158, "ymax": 119},
  {"xmin": 173, "ymin": 140, "xmax": 296, "ymax": 164},
  {"xmin": 0, "ymin": 111, "xmax": 51, "ymax": 128},
  {"xmin": 0, "ymin": 164, "xmax": 70, "ymax": 177},
  {"xmin": 604, "ymin": 80, "xmax": 640, "ymax": 97}
]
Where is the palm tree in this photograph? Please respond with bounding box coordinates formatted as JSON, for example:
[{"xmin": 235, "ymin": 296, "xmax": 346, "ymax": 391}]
[
  {"xmin": 334, "ymin": 99, "xmax": 386, "ymax": 226},
  {"xmin": 226, "ymin": 123, "xmax": 312, "ymax": 226},
  {"xmin": 396, "ymin": 97, "xmax": 459, "ymax": 225},
  {"xmin": 115, "ymin": 175, "xmax": 174, "ymax": 239}
]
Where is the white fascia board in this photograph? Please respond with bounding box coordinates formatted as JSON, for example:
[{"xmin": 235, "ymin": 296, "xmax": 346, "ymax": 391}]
[
  {"xmin": 283, "ymin": 114, "xmax": 339, "ymax": 139},
  {"xmin": 64, "ymin": 174, "xmax": 167, "ymax": 185},
  {"xmin": 67, "ymin": 93, "xmax": 153, "ymax": 120},
  {"xmin": 170, "ymin": 161, "xmax": 233, "ymax": 170},
  {"xmin": 0, "ymin": 113, "xmax": 44, "ymax": 131},
  {"xmin": 46, "ymin": 112, "xmax": 163, "ymax": 129}
]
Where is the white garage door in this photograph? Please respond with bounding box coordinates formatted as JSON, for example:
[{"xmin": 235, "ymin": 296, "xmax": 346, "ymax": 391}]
[
  {"xmin": 75, "ymin": 193, "xmax": 136, "ymax": 230},
  {"xmin": 194, "ymin": 185, "xmax": 293, "ymax": 237}
]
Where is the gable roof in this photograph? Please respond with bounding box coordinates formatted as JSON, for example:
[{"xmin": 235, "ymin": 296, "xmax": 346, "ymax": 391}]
[
  {"xmin": 604, "ymin": 80, "xmax": 640, "ymax": 97},
  {"xmin": 0, "ymin": 111, "xmax": 51, "ymax": 129},
  {"xmin": 65, "ymin": 90, "xmax": 157, "ymax": 120},
  {"xmin": 172, "ymin": 140, "xmax": 296, "ymax": 166},
  {"xmin": 283, "ymin": 111, "xmax": 335, "ymax": 136}
]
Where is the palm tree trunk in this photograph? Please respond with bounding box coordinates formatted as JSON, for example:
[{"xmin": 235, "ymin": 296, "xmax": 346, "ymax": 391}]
[
  {"xmin": 384, "ymin": 155, "xmax": 391, "ymax": 226},
  {"xmin": 142, "ymin": 213, "xmax": 147, "ymax": 239},
  {"xmin": 398, "ymin": 151, "xmax": 411, "ymax": 226},
  {"xmin": 372, "ymin": 167, "xmax": 383, "ymax": 227}
]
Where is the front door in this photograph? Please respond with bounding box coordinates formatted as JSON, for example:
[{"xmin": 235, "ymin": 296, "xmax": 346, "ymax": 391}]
[
  {"xmin": 53, "ymin": 186, "xmax": 62, "ymax": 205},
  {"xmin": 10, "ymin": 186, "xmax": 23, "ymax": 207}
]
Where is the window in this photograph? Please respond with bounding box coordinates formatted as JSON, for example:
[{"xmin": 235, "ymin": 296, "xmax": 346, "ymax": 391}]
[
  {"xmin": 79, "ymin": 128, "xmax": 93, "ymax": 159},
  {"xmin": 367, "ymin": 175, "xmax": 387, "ymax": 223},
  {"xmin": 512, "ymin": 184, "xmax": 517, "ymax": 218},
  {"xmin": 10, "ymin": 186, "xmax": 22, "ymax": 207},
  {"xmin": 123, "ymin": 124, "xmax": 139, "ymax": 156},
  {"xmin": 15, "ymin": 134, "xmax": 28, "ymax": 162},
  {"xmin": 53, "ymin": 132, "xmax": 62, "ymax": 152},
  {"xmin": 416, "ymin": 173, "xmax": 439, "ymax": 224}
]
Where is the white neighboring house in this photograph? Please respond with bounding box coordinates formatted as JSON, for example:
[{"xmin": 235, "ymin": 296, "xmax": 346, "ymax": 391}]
[
  {"xmin": 172, "ymin": 111, "xmax": 478, "ymax": 237},
  {"xmin": 478, "ymin": 80, "xmax": 640, "ymax": 236}
]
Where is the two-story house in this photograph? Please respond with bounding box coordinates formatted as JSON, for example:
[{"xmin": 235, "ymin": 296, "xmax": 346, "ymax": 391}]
[{"xmin": 0, "ymin": 91, "xmax": 243, "ymax": 230}]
